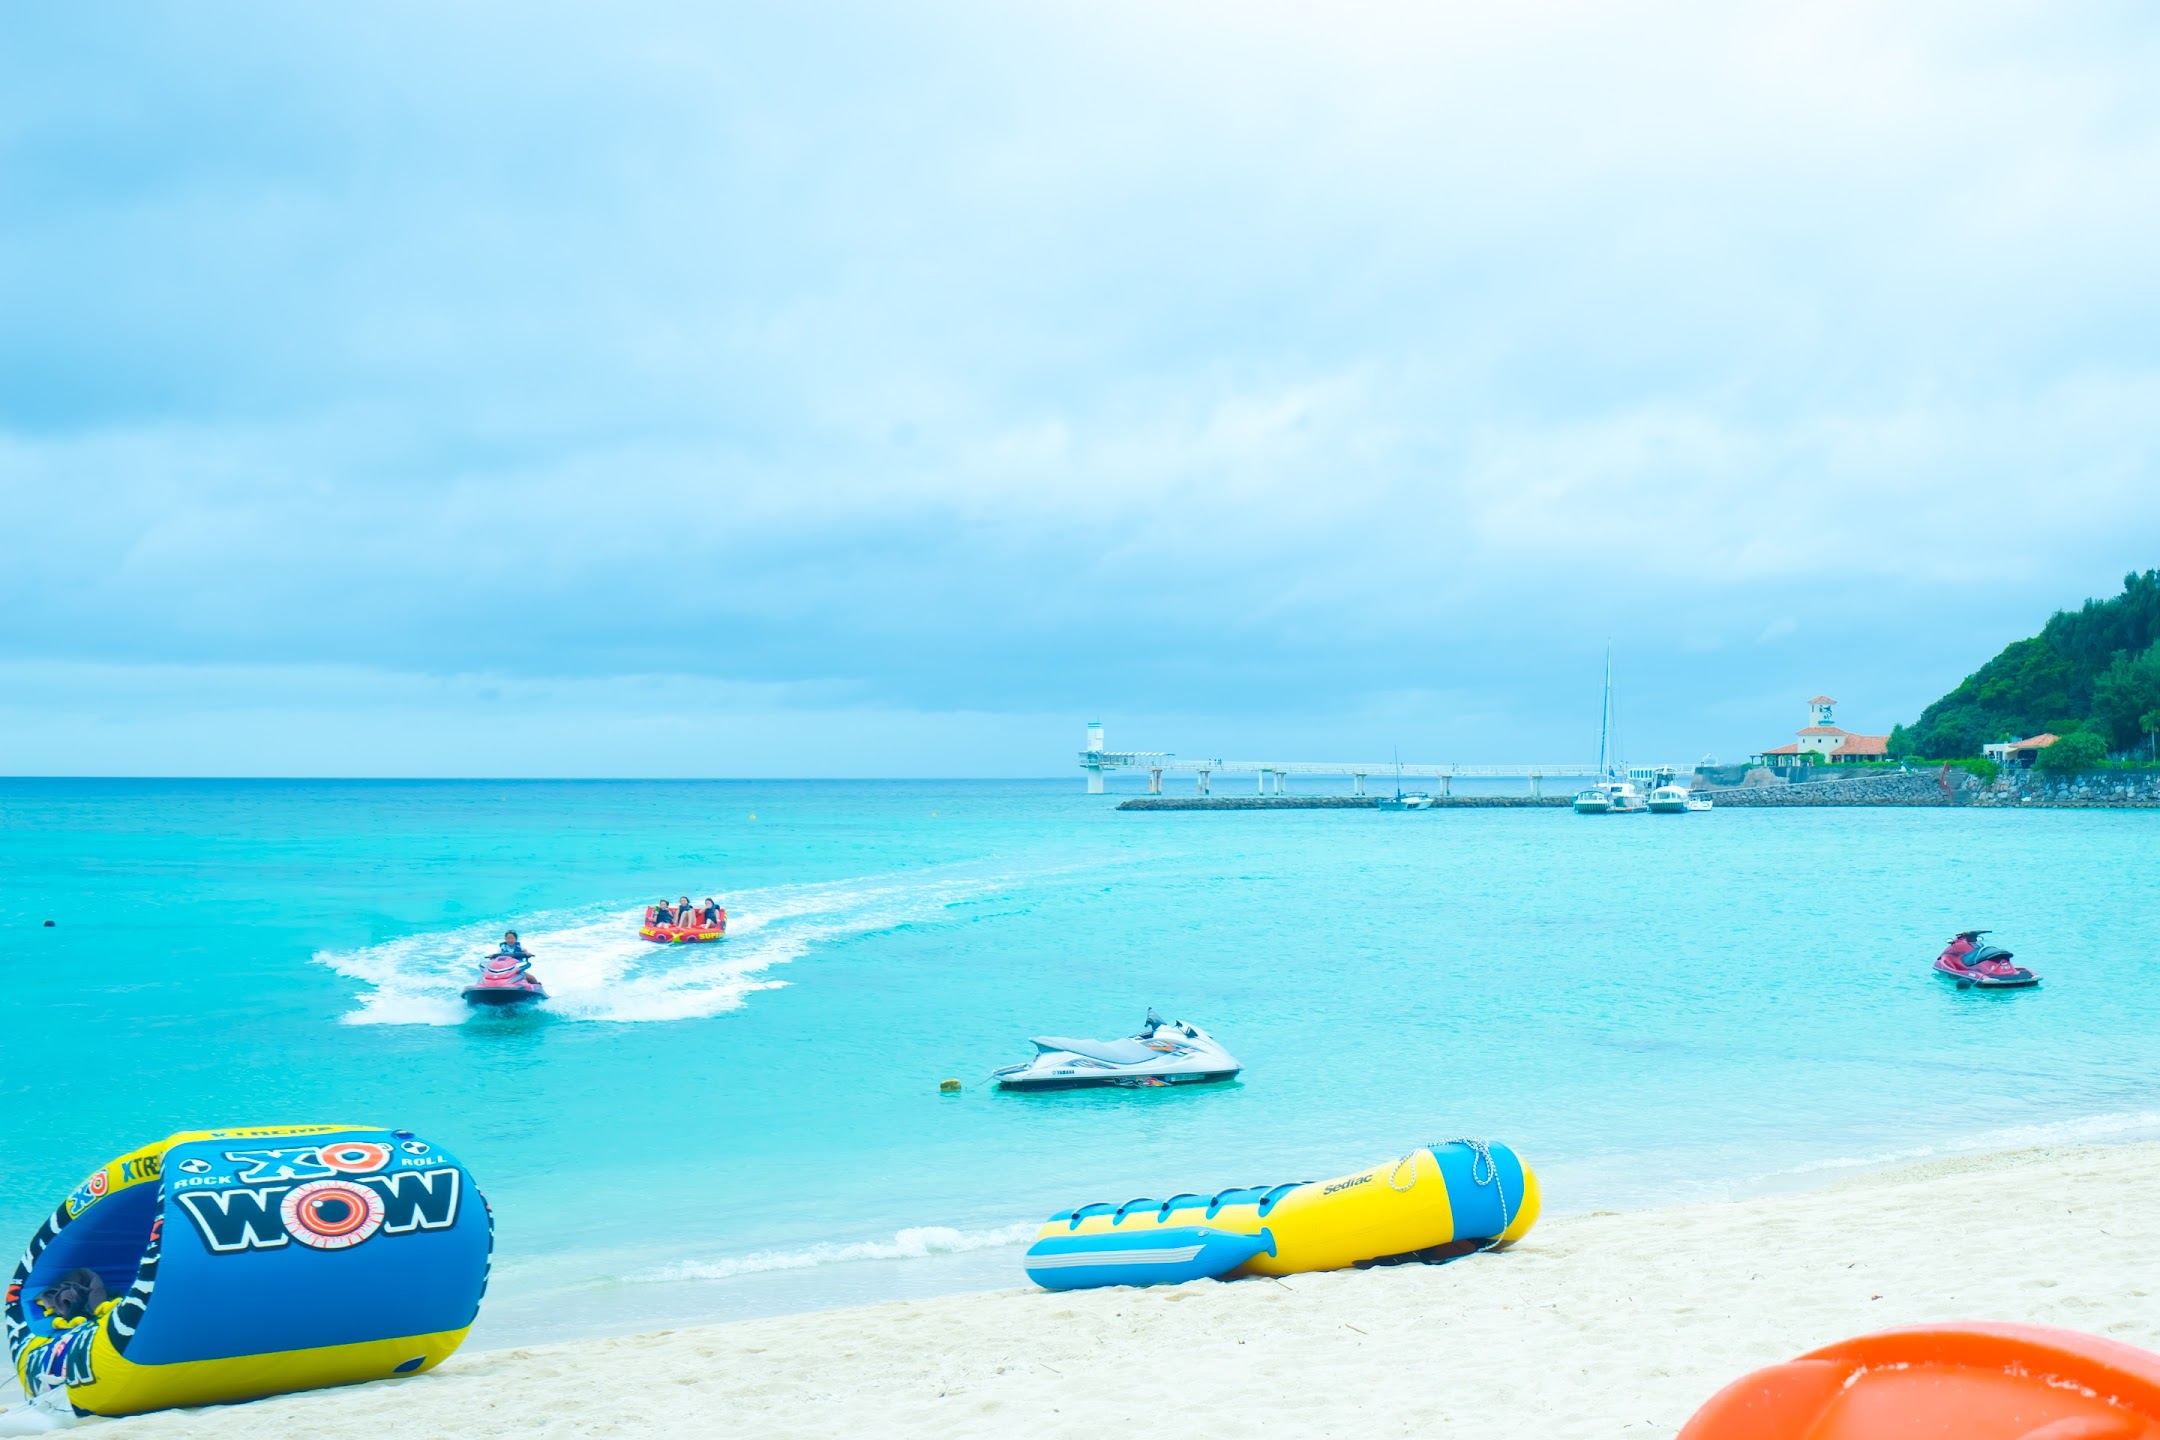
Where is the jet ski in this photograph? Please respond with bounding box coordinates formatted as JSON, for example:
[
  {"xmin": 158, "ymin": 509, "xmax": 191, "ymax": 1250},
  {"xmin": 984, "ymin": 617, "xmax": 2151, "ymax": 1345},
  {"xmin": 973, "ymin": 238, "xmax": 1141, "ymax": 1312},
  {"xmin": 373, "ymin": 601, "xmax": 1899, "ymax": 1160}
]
[
  {"xmin": 462, "ymin": 953, "xmax": 547, "ymax": 1008},
  {"xmin": 1934, "ymin": 929, "xmax": 2038, "ymax": 989},
  {"xmin": 993, "ymin": 1010, "xmax": 1240, "ymax": 1091}
]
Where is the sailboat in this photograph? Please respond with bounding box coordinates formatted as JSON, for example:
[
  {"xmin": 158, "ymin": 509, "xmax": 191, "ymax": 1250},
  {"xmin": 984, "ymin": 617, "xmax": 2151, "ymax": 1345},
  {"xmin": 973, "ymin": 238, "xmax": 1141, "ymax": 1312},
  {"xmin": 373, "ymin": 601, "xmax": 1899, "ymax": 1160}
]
[
  {"xmin": 1574, "ymin": 647, "xmax": 1647, "ymax": 815},
  {"xmin": 1375, "ymin": 749, "xmax": 1435, "ymax": 810}
]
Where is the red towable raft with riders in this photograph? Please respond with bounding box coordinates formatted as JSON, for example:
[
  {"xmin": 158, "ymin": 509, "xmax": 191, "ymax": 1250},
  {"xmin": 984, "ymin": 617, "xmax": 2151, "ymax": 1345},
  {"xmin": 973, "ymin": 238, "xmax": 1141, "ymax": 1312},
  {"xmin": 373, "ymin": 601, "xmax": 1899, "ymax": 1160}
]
[{"xmin": 641, "ymin": 895, "xmax": 726, "ymax": 944}]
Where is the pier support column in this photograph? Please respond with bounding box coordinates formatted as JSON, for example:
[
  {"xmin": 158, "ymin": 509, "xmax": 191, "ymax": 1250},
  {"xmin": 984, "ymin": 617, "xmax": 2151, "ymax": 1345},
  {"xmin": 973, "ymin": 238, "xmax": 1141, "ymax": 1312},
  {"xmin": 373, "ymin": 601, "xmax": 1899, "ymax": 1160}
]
[
  {"xmin": 1087, "ymin": 762, "xmax": 1104, "ymax": 795},
  {"xmin": 1197, "ymin": 769, "xmax": 1210, "ymax": 795},
  {"xmin": 1352, "ymin": 772, "xmax": 1365, "ymax": 795},
  {"xmin": 1529, "ymin": 772, "xmax": 1542, "ymax": 798},
  {"xmin": 1440, "ymin": 774, "xmax": 1451, "ymax": 796},
  {"xmin": 1148, "ymin": 768, "xmax": 1162, "ymax": 795}
]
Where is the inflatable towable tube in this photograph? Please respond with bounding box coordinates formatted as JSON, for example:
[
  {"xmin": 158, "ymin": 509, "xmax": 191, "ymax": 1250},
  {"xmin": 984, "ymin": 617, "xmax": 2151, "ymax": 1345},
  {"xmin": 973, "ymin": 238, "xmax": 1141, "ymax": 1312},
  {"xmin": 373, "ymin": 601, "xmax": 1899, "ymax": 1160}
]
[
  {"xmin": 1679, "ymin": 1323, "xmax": 2160, "ymax": 1438},
  {"xmin": 6, "ymin": 1125, "xmax": 491, "ymax": 1417},
  {"xmin": 639, "ymin": 906, "xmax": 725, "ymax": 944},
  {"xmin": 1024, "ymin": 1139, "xmax": 1539, "ymax": 1291}
]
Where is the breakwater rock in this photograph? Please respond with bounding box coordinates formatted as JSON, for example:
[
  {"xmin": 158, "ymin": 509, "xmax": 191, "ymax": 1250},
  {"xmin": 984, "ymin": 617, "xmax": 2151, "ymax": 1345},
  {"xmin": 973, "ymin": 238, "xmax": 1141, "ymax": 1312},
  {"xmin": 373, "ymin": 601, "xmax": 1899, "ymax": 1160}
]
[
  {"xmin": 1116, "ymin": 795, "xmax": 1572, "ymax": 811},
  {"xmin": 1694, "ymin": 772, "xmax": 1977, "ymax": 806},
  {"xmin": 1973, "ymin": 771, "xmax": 2160, "ymax": 807}
]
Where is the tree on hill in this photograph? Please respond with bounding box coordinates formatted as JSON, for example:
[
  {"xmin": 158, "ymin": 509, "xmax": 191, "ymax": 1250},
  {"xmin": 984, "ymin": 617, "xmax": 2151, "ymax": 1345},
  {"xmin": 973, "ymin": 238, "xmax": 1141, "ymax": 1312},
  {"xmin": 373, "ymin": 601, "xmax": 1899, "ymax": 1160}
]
[
  {"xmin": 2092, "ymin": 639, "xmax": 2160, "ymax": 756},
  {"xmin": 1903, "ymin": 569, "xmax": 2160, "ymax": 757},
  {"xmin": 2037, "ymin": 730, "xmax": 2108, "ymax": 774}
]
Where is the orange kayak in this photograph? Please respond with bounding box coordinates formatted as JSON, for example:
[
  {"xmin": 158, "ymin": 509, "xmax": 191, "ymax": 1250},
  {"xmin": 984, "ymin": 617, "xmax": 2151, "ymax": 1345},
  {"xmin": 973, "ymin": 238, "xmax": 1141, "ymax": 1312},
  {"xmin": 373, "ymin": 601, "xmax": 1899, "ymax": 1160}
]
[
  {"xmin": 1680, "ymin": 1323, "xmax": 2160, "ymax": 1439},
  {"xmin": 638, "ymin": 906, "xmax": 726, "ymax": 943}
]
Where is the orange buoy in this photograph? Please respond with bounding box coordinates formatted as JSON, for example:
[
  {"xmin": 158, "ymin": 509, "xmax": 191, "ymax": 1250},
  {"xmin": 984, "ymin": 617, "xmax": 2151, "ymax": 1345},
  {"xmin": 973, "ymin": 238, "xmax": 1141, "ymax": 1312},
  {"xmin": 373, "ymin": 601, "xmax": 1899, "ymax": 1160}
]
[{"xmin": 1679, "ymin": 1323, "xmax": 2160, "ymax": 1439}]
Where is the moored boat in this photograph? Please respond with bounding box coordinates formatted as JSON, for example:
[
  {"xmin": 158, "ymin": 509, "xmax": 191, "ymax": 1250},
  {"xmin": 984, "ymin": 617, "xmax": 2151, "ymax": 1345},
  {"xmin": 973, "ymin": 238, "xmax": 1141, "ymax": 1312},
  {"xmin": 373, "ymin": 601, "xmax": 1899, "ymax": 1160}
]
[
  {"xmin": 1575, "ymin": 650, "xmax": 1648, "ymax": 814},
  {"xmin": 1574, "ymin": 779, "xmax": 1646, "ymax": 814},
  {"xmin": 994, "ymin": 1011, "xmax": 1240, "ymax": 1091},
  {"xmin": 1647, "ymin": 783, "xmax": 1692, "ymax": 813}
]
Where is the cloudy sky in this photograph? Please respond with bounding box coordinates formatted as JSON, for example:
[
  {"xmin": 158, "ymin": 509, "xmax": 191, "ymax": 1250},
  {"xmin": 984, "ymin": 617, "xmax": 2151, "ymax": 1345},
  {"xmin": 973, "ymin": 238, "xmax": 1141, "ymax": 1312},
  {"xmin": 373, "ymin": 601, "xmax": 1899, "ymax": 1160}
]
[{"xmin": 4, "ymin": 2, "xmax": 2157, "ymax": 775}]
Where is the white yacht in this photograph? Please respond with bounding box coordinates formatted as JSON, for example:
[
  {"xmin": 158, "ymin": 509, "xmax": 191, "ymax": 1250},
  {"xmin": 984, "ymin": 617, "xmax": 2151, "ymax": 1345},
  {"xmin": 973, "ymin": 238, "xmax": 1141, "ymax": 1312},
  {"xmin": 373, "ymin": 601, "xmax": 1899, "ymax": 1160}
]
[
  {"xmin": 1685, "ymin": 792, "xmax": 1714, "ymax": 812},
  {"xmin": 1647, "ymin": 783, "xmax": 1691, "ymax": 813},
  {"xmin": 1574, "ymin": 778, "xmax": 1647, "ymax": 814}
]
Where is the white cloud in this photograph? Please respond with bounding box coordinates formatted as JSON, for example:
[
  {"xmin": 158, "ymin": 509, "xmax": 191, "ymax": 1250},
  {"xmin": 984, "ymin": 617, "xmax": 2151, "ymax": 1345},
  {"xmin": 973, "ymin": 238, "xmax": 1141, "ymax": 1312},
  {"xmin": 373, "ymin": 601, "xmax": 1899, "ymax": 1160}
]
[{"xmin": 2, "ymin": 1, "xmax": 2157, "ymax": 770}]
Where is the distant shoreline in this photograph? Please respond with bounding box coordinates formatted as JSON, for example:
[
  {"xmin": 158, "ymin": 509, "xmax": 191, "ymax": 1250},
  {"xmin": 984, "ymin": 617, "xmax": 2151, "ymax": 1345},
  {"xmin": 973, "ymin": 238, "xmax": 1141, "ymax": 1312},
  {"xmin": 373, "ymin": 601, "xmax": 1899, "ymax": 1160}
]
[{"xmin": 1120, "ymin": 770, "xmax": 2160, "ymax": 810}]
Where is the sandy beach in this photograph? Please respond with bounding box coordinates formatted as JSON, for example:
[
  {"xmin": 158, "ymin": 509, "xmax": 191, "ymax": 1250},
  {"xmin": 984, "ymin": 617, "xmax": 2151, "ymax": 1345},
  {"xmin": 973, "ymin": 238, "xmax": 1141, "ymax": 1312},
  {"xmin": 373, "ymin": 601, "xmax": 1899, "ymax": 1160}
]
[{"xmin": 83, "ymin": 1140, "xmax": 2159, "ymax": 1440}]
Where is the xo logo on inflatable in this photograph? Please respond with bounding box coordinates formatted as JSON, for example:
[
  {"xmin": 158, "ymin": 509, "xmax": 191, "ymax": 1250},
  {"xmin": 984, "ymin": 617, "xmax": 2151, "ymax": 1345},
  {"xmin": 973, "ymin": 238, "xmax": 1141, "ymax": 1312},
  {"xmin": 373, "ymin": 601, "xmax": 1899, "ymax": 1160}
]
[
  {"xmin": 281, "ymin": 1180, "xmax": 386, "ymax": 1250},
  {"xmin": 318, "ymin": 1141, "xmax": 391, "ymax": 1175}
]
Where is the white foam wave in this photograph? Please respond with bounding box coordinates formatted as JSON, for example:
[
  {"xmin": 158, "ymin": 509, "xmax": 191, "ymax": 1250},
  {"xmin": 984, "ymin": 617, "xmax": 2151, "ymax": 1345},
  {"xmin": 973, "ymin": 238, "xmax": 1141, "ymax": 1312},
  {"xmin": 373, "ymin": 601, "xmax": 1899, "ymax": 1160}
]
[
  {"xmin": 1773, "ymin": 1108, "xmax": 2160, "ymax": 1178},
  {"xmin": 314, "ymin": 870, "xmax": 1017, "ymax": 1026},
  {"xmin": 631, "ymin": 1222, "xmax": 1037, "ymax": 1285}
]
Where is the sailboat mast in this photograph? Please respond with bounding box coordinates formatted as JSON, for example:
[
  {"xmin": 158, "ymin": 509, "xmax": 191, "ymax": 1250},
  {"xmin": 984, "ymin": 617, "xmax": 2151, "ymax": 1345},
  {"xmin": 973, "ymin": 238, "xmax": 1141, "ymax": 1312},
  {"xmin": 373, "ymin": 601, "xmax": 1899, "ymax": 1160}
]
[{"xmin": 1598, "ymin": 646, "xmax": 1612, "ymax": 777}]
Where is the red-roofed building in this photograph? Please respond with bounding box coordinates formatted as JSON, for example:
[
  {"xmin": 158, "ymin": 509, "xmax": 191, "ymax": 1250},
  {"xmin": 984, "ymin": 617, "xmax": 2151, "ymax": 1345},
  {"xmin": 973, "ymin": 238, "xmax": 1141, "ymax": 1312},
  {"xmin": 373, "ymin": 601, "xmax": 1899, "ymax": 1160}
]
[
  {"xmin": 1984, "ymin": 733, "xmax": 2059, "ymax": 767},
  {"xmin": 1749, "ymin": 698, "xmax": 1893, "ymax": 770}
]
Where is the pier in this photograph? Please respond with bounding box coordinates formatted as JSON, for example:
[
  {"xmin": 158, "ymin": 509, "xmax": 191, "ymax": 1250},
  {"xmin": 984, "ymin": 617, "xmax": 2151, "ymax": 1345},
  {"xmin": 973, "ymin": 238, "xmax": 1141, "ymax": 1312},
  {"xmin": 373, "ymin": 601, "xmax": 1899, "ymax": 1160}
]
[
  {"xmin": 1117, "ymin": 794, "xmax": 1573, "ymax": 811},
  {"xmin": 1077, "ymin": 722, "xmax": 1619, "ymax": 797}
]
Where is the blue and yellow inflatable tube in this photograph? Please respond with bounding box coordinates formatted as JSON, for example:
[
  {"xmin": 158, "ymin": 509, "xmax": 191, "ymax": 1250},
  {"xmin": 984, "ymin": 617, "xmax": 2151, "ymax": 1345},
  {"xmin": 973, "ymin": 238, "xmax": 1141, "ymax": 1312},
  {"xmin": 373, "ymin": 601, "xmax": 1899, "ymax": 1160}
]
[
  {"xmin": 6, "ymin": 1124, "xmax": 491, "ymax": 1417},
  {"xmin": 1025, "ymin": 1139, "xmax": 1539, "ymax": 1290}
]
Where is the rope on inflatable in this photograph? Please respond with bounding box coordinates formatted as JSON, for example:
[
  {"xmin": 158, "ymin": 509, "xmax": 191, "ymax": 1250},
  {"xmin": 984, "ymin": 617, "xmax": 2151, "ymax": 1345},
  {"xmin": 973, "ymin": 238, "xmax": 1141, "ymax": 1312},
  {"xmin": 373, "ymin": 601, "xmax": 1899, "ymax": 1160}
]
[{"xmin": 1388, "ymin": 1137, "xmax": 1513, "ymax": 1255}]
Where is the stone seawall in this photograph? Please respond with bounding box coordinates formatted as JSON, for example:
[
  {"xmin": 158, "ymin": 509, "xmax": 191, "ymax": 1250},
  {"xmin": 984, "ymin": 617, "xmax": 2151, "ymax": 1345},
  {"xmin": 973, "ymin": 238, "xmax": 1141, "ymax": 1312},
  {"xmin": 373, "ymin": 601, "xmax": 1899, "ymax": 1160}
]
[
  {"xmin": 1116, "ymin": 795, "xmax": 1572, "ymax": 811},
  {"xmin": 1973, "ymin": 771, "xmax": 2160, "ymax": 807},
  {"xmin": 1693, "ymin": 772, "xmax": 1974, "ymax": 806}
]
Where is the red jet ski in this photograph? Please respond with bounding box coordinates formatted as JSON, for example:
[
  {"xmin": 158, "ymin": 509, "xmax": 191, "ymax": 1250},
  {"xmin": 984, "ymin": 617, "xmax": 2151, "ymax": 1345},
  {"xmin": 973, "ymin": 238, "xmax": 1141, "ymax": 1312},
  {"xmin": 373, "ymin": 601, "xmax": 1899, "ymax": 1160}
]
[
  {"xmin": 462, "ymin": 953, "xmax": 547, "ymax": 1008},
  {"xmin": 1934, "ymin": 930, "xmax": 2038, "ymax": 989}
]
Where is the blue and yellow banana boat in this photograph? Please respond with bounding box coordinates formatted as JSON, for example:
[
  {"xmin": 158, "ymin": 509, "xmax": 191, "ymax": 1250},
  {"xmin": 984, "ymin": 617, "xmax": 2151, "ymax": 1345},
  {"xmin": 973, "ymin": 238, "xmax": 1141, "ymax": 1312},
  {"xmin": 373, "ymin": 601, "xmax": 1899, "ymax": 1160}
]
[{"xmin": 1024, "ymin": 1138, "xmax": 1538, "ymax": 1290}]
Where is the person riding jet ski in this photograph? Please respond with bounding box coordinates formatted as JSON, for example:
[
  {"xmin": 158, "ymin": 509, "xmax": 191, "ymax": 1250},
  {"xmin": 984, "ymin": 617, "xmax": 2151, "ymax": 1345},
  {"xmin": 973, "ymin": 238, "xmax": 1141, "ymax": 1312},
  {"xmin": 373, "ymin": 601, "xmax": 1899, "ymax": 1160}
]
[
  {"xmin": 993, "ymin": 1009, "xmax": 1241, "ymax": 1091},
  {"xmin": 463, "ymin": 931, "xmax": 546, "ymax": 1008},
  {"xmin": 1934, "ymin": 929, "xmax": 2038, "ymax": 989}
]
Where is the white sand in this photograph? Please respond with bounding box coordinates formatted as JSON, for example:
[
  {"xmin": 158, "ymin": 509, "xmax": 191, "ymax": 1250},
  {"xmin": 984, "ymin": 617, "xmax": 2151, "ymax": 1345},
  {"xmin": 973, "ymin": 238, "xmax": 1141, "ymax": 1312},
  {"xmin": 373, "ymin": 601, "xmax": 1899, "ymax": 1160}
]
[{"xmin": 98, "ymin": 1143, "xmax": 2160, "ymax": 1439}]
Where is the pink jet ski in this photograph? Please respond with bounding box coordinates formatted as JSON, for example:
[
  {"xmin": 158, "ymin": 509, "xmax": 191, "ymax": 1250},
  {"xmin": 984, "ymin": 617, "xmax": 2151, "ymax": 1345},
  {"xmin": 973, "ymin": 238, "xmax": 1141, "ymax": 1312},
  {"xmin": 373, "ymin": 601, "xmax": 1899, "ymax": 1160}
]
[
  {"xmin": 1934, "ymin": 930, "xmax": 2038, "ymax": 989},
  {"xmin": 462, "ymin": 952, "xmax": 547, "ymax": 1008}
]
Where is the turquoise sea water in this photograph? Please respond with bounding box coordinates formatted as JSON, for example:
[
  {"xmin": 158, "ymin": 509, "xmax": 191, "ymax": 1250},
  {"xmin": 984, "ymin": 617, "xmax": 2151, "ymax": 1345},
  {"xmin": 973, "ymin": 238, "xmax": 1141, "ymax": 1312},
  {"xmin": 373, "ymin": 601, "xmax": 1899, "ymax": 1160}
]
[{"xmin": 3, "ymin": 779, "xmax": 2156, "ymax": 1345}]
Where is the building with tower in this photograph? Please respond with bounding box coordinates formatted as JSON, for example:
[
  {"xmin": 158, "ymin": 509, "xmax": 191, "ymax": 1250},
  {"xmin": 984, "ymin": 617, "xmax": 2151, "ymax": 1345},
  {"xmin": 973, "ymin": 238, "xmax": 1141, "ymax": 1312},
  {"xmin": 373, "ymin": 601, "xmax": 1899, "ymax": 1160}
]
[{"xmin": 1750, "ymin": 696, "xmax": 1891, "ymax": 771}]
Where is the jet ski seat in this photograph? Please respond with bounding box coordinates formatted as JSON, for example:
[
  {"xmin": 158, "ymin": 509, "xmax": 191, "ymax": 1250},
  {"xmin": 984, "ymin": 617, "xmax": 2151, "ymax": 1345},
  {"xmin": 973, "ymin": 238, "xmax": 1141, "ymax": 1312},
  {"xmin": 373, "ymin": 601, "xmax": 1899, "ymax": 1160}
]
[{"xmin": 1030, "ymin": 1036, "xmax": 1163, "ymax": 1065}]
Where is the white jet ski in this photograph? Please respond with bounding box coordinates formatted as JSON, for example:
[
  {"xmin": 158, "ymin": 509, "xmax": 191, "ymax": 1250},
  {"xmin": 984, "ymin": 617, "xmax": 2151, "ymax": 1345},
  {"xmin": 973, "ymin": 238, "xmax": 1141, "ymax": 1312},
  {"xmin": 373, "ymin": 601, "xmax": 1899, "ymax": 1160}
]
[{"xmin": 993, "ymin": 1009, "xmax": 1241, "ymax": 1091}]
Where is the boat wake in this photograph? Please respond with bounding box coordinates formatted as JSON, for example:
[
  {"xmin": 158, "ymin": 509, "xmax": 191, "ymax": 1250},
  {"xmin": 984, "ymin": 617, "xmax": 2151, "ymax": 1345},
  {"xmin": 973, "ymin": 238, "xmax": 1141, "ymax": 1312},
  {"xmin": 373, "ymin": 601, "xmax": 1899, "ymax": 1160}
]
[{"xmin": 314, "ymin": 871, "xmax": 1014, "ymax": 1026}]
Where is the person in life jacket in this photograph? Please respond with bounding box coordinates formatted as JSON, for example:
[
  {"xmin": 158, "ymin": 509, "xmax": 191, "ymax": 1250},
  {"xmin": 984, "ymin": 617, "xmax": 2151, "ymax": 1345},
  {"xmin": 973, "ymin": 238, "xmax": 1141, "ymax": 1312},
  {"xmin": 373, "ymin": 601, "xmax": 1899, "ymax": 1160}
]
[{"xmin": 495, "ymin": 930, "xmax": 534, "ymax": 973}]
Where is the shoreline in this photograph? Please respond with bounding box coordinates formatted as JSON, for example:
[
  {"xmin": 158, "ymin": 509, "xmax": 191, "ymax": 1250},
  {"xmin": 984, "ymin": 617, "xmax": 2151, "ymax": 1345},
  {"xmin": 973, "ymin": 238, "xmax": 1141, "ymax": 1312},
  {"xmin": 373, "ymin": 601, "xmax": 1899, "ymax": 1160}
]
[
  {"xmin": 105, "ymin": 1139, "xmax": 2160, "ymax": 1438},
  {"xmin": 1120, "ymin": 771, "xmax": 2160, "ymax": 809}
]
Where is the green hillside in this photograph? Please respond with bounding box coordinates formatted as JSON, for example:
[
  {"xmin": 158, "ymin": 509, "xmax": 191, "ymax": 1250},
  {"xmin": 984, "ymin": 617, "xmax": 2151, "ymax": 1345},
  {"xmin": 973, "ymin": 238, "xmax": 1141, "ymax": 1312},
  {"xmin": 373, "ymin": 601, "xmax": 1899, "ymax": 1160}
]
[{"xmin": 1894, "ymin": 569, "xmax": 2160, "ymax": 759}]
